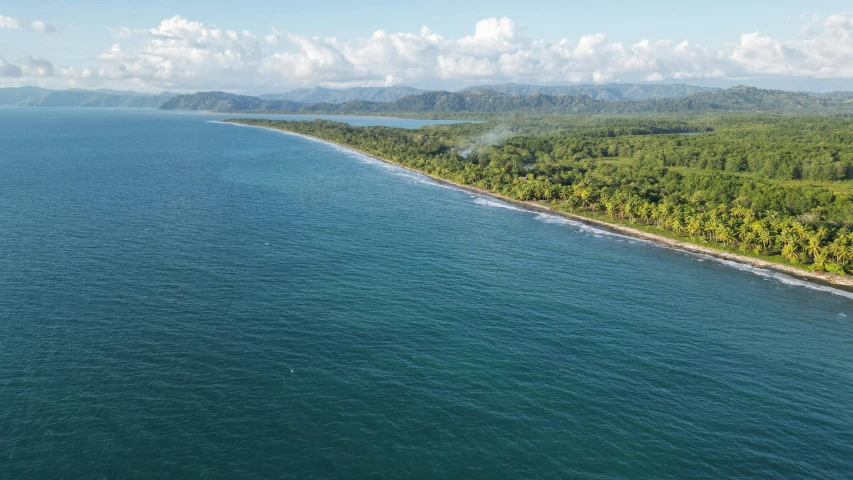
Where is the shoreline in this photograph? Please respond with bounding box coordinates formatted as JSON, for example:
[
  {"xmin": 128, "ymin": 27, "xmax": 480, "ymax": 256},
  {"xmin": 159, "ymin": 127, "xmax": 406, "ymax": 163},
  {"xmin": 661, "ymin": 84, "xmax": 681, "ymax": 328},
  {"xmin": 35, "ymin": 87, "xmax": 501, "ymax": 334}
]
[{"xmin": 216, "ymin": 120, "xmax": 853, "ymax": 294}]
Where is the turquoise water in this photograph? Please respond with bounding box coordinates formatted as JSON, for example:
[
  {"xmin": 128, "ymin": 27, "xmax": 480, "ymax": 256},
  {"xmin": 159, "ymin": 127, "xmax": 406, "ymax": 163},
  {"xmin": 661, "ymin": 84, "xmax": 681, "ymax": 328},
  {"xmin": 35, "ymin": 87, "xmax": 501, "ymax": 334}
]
[{"xmin": 1, "ymin": 108, "xmax": 852, "ymax": 479}]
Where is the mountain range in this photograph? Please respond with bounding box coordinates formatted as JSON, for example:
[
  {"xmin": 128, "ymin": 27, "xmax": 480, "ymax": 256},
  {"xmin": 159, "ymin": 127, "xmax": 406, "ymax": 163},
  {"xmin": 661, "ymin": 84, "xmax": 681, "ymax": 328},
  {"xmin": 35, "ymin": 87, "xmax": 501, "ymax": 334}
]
[
  {"xmin": 258, "ymin": 86, "xmax": 428, "ymax": 104},
  {"xmin": 0, "ymin": 87, "xmax": 177, "ymax": 108},
  {"xmin": 256, "ymin": 83, "xmax": 720, "ymax": 103},
  {"xmin": 0, "ymin": 83, "xmax": 751, "ymax": 109},
  {"xmin": 6, "ymin": 84, "xmax": 853, "ymax": 115},
  {"xmin": 462, "ymin": 83, "xmax": 718, "ymax": 100},
  {"xmin": 159, "ymin": 86, "xmax": 853, "ymax": 115},
  {"xmin": 158, "ymin": 91, "xmax": 303, "ymax": 112}
]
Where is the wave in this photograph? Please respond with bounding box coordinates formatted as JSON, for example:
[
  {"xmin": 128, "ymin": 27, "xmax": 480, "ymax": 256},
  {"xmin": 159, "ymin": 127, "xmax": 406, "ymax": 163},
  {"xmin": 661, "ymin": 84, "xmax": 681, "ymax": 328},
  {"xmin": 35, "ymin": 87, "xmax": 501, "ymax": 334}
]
[
  {"xmin": 694, "ymin": 254, "xmax": 853, "ymax": 299},
  {"xmin": 473, "ymin": 197, "xmax": 527, "ymax": 212},
  {"xmin": 387, "ymin": 170, "xmax": 458, "ymax": 190},
  {"xmin": 533, "ymin": 212, "xmax": 633, "ymax": 240},
  {"xmin": 217, "ymin": 121, "xmax": 459, "ymax": 192},
  {"xmin": 495, "ymin": 206, "xmax": 853, "ymax": 299}
]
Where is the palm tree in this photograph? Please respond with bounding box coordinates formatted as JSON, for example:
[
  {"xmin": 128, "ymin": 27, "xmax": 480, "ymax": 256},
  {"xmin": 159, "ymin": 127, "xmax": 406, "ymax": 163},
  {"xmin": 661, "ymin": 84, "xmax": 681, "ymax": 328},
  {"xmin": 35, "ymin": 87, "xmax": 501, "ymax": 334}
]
[
  {"xmin": 717, "ymin": 224, "xmax": 736, "ymax": 245},
  {"xmin": 573, "ymin": 184, "xmax": 591, "ymax": 209},
  {"xmin": 671, "ymin": 216, "xmax": 685, "ymax": 234},
  {"xmin": 737, "ymin": 223, "xmax": 752, "ymax": 244},
  {"xmin": 731, "ymin": 205, "xmax": 755, "ymax": 222},
  {"xmin": 782, "ymin": 242, "xmax": 799, "ymax": 262},
  {"xmin": 828, "ymin": 235, "xmax": 848, "ymax": 263},
  {"xmin": 622, "ymin": 196, "xmax": 638, "ymax": 223},
  {"xmin": 638, "ymin": 202, "xmax": 653, "ymax": 224},
  {"xmin": 601, "ymin": 193, "xmax": 618, "ymax": 219},
  {"xmin": 686, "ymin": 216, "xmax": 703, "ymax": 238},
  {"xmin": 753, "ymin": 222, "xmax": 774, "ymax": 252},
  {"xmin": 812, "ymin": 247, "xmax": 828, "ymax": 271},
  {"xmin": 840, "ymin": 245, "xmax": 853, "ymax": 267},
  {"xmin": 806, "ymin": 233, "xmax": 825, "ymax": 262},
  {"xmin": 792, "ymin": 222, "xmax": 808, "ymax": 242}
]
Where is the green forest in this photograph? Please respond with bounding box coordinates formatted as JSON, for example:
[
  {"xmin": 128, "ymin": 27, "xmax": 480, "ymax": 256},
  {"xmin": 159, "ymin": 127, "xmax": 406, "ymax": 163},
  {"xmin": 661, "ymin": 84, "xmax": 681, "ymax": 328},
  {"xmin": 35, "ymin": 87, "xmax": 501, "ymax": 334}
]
[
  {"xmin": 226, "ymin": 115, "xmax": 853, "ymax": 276},
  {"xmin": 164, "ymin": 86, "xmax": 853, "ymax": 115}
]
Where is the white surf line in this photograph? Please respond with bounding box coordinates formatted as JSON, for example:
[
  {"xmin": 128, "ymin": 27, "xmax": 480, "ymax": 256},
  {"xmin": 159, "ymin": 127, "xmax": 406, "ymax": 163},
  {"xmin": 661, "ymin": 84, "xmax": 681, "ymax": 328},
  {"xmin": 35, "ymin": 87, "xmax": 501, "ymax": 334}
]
[
  {"xmin": 473, "ymin": 197, "xmax": 528, "ymax": 212},
  {"xmin": 213, "ymin": 120, "xmax": 464, "ymax": 192},
  {"xmin": 474, "ymin": 198, "xmax": 853, "ymax": 299},
  {"xmin": 216, "ymin": 120, "xmax": 853, "ymax": 300},
  {"xmin": 474, "ymin": 196, "xmax": 638, "ymax": 241},
  {"xmin": 684, "ymin": 252, "xmax": 853, "ymax": 299}
]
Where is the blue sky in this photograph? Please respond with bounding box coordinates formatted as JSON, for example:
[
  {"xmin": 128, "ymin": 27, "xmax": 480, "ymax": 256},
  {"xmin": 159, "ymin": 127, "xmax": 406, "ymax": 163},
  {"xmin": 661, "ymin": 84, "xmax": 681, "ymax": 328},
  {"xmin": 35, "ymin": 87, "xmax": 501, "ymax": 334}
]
[{"xmin": 2, "ymin": 1, "xmax": 853, "ymax": 92}]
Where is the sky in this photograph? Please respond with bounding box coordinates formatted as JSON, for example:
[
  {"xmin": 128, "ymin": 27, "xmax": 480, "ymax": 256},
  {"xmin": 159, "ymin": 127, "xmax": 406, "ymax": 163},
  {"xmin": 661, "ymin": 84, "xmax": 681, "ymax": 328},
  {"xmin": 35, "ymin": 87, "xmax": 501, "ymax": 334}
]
[{"xmin": 1, "ymin": 0, "xmax": 853, "ymax": 93}]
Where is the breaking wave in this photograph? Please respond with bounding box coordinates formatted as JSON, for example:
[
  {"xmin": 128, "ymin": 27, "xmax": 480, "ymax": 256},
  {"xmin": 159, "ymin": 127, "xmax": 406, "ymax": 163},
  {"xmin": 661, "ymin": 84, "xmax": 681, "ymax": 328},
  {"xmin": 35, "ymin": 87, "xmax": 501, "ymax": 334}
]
[
  {"xmin": 473, "ymin": 197, "xmax": 527, "ymax": 212},
  {"xmin": 482, "ymin": 202, "xmax": 853, "ymax": 299},
  {"xmin": 694, "ymin": 254, "xmax": 853, "ymax": 299}
]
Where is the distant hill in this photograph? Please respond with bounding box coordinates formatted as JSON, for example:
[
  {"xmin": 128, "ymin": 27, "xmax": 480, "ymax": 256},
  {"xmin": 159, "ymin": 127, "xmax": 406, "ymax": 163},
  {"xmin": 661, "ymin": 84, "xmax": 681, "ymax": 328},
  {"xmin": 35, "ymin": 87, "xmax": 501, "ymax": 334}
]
[
  {"xmin": 159, "ymin": 91, "xmax": 302, "ymax": 112},
  {"xmin": 640, "ymin": 86, "xmax": 841, "ymax": 113},
  {"xmin": 462, "ymin": 83, "xmax": 718, "ymax": 101},
  {"xmin": 68, "ymin": 88, "xmax": 157, "ymax": 97},
  {"xmin": 258, "ymin": 86, "xmax": 429, "ymax": 104},
  {"xmin": 301, "ymin": 90, "xmax": 601, "ymax": 114},
  {"xmin": 816, "ymin": 91, "xmax": 853, "ymax": 101},
  {"xmin": 0, "ymin": 87, "xmax": 176, "ymax": 107},
  {"xmin": 160, "ymin": 86, "xmax": 853, "ymax": 115},
  {"xmin": 11, "ymin": 84, "xmax": 853, "ymax": 114},
  {"xmin": 306, "ymin": 86, "xmax": 853, "ymax": 115},
  {"xmin": 0, "ymin": 86, "xmax": 53, "ymax": 106},
  {"xmin": 23, "ymin": 91, "xmax": 175, "ymax": 108}
]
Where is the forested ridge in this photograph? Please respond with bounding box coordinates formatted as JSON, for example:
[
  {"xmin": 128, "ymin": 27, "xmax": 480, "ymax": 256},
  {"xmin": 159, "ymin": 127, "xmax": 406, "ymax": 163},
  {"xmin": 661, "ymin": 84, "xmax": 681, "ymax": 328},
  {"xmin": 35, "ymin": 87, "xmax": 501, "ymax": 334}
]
[
  {"xmin": 164, "ymin": 86, "xmax": 853, "ymax": 115},
  {"xmin": 309, "ymin": 86, "xmax": 850, "ymax": 114},
  {"xmin": 0, "ymin": 87, "xmax": 176, "ymax": 108},
  {"xmin": 258, "ymin": 86, "xmax": 429, "ymax": 104},
  {"xmin": 226, "ymin": 116, "xmax": 853, "ymax": 276},
  {"xmin": 460, "ymin": 83, "xmax": 717, "ymax": 100},
  {"xmin": 158, "ymin": 91, "xmax": 302, "ymax": 111}
]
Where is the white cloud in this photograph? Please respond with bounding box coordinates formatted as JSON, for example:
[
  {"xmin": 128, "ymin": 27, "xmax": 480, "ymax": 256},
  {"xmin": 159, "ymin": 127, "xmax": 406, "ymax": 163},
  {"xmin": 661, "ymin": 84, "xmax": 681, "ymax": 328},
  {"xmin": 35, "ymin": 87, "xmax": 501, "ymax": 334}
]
[
  {"xmin": 31, "ymin": 20, "xmax": 59, "ymax": 34},
  {"xmin": 0, "ymin": 56, "xmax": 22, "ymax": 77},
  {"xmin": 728, "ymin": 14, "xmax": 853, "ymax": 78},
  {"xmin": 7, "ymin": 12, "xmax": 853, "ymax": 91},
  {"xmin": 17, "ymin": 56, "xmax": 54, "ymax": 76},
  {"xmin": 458, "ymin": 17, "xmax": 520, "ymax": 53},
  {"xmin": 437, "ymin": 55, "xmax": 498, "ymax": 78},
  {"xmin": 259, "ymin": 35, "xmax": 372, "ymax": 83},
  {"xmin": 0, "ymin": 15, "xmax": 19, "ymax": 29},
  {"xmin": 83, "ymin": 15, "xmax": 266, "ymax": 89}
]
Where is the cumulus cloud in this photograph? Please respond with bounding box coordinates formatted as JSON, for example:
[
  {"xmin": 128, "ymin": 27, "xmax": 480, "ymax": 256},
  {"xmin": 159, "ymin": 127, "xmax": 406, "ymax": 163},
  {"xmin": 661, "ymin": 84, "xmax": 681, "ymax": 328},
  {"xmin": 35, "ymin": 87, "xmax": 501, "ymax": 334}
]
[
  {"xmin": 729, "ymin": 13, "xmax": 853, "ymax": 78},
  {"xmin": 31, "ymin": 20, "xmax": 59, "ymax": 34},
  {"xmin": 75, "ymin": 15, "xmax": 266, "ymax": 90},
  {"xmin": 17, "ymin": 56, "xmax": 54, "ymax": 76},
  {"xmin": 259, "ymin": 33, "xmax": 370, "ymax": 82},
  {"xmin": 89, "ymin": 14, "xmax": 743, "ymax": 90},
  {"xmin": 0, "ymin": 56, "xmax": 22, "ymax": 77},
  {"xmin": 458, "ymin": 17, "xmax": 521, "ymax": 53},
  {"xmin": 0, "ymin": 15, "xmax": 19, "ymax": 29},
  {"xmin": 6, "ymin": 12, "xmax": 853, "ymax": 91}
]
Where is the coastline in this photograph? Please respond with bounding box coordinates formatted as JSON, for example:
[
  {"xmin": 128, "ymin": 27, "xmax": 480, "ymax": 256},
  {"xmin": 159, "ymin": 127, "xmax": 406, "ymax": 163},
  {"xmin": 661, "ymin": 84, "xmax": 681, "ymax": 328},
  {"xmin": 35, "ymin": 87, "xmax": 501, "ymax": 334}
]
[{"xmin": 216, "ymin": 120, "xmax": 853, "ymax": 293}]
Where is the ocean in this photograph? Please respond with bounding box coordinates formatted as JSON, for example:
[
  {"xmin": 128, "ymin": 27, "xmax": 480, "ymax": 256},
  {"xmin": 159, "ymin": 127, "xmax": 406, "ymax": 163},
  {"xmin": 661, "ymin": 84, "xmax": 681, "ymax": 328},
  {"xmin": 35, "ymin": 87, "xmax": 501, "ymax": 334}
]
[{"xmin": 1, "ymin": 108, "xmax": 851, "ymax": 478}]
